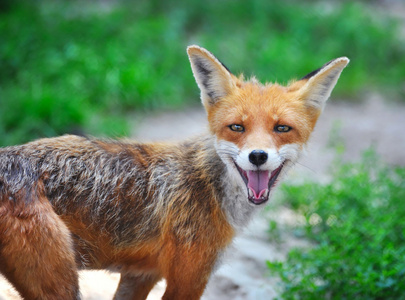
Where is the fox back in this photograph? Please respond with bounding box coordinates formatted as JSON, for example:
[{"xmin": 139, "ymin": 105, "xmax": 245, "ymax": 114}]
[{"xmin": 0, "ymin": 46, "xmax": 348, "ymax": 300}]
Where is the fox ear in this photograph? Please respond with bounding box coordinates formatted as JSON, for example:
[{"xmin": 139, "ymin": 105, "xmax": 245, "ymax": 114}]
[
  {"xmin": 187, "ymin": 45, "xmax": 236, "ymax": 107},
  {"xmin": 299, "ymin": 57, "xmax": 349, "ymax": 110}
]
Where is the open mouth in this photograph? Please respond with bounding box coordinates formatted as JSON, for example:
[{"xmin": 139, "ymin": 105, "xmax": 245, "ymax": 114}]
[{"xmin": 234, "ymin": 162, "xmax": 284, "ymax": 205}]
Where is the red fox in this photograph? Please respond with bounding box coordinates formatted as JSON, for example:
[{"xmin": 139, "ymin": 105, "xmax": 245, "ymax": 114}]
[{"xmin": 0, "ymin": 45, "xmax": 349, "ymax": 299}]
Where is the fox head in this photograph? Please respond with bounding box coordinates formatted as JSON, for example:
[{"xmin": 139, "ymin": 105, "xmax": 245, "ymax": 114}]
[{"xmin": 187, "ymin": 45, "xmax": 349, "ymax": 205}]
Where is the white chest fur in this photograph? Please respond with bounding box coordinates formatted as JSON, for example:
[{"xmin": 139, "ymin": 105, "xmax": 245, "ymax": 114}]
[{"xmin": 220, "ymin": 171, "xmax": 261, "ymax": 230}]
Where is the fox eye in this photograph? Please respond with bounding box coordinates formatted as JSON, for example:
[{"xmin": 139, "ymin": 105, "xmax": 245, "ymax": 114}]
[
  {"xmin": 275, "ymin": 125, "xmax": 292, "ymax": 133},
  {"xmin": 229, "ymin": 124, "xmax": 245, "ymax": 132}
]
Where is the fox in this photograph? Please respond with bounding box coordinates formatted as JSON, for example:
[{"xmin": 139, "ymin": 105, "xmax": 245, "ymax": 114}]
[{"xmin": 0, "ymin": 45, "xmax": 349, "ymax": 300}]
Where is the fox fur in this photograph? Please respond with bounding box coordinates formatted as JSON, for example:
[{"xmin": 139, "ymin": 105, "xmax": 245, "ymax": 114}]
[{"xmin": 0, "ymin": 45, "xmax": 349, "ymax": 299}]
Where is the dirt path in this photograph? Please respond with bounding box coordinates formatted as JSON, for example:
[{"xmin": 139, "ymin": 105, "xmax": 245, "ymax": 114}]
[{"xmin": 1, "ymin": 96, "xmax": 404, "ymax": 300}]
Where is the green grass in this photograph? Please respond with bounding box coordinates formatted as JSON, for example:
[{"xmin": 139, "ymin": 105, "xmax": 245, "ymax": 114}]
[
  {"xmin": 267, "ymin": 151, "xmax": 405, "ymax": 299},
  {"xmin": 1, "ymin": 0, "xmax": 404, "ymax": 146}
]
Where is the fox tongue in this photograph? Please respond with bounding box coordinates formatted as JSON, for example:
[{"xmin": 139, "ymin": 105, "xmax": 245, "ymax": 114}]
[{"xmin": 247, "ymin": 170, "xmax": 270, "ymax": 199}]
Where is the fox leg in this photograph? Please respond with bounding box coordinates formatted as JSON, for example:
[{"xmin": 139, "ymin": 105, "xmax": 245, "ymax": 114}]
[
  {"xmin": 161, "ymin": 244, "xmax": 217, "ymax": 300},
  {"xmin": 113, "ymin": 273, "xmax": 161, "ymax": 300},
  {"xmin": 0, "ymin": 183, "xmax": 80, "ymax": 300}
]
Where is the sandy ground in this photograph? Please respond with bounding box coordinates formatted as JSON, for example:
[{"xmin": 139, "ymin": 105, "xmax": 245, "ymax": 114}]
[{"xmin": 1, "ymin": 95, "xmax": 405, "ymax": 299}]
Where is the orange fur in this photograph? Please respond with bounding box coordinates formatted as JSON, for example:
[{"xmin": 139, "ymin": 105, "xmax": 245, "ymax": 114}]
[
  {"xmin": 0, "ymin": 181, "xmax": 79, "ymax": 299},
  {"xmin": 208, "ymin": 82, "xmax": 317, "ymax": 151}
]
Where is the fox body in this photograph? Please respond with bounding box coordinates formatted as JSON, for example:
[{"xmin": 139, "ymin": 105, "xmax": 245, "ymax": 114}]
[{"xmin": 0, "ymin": 46, "xmax": 348, "ymax": 299}]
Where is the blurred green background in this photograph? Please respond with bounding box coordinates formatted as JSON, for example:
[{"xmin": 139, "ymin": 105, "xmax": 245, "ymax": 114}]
[{"xmin": 1, "ymin": 0, "xmax": 404, "ymax": 146}]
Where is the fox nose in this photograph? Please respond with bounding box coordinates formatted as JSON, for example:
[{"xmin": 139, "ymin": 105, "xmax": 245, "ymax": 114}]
[{"xmin": 249, "ymin": 150, "xmax": 268, "ymax": 166}]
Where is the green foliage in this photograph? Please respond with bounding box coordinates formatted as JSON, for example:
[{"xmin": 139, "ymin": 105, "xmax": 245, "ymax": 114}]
[
  {"xmin": 267, "ymin": 151, "xmax": 405, "ymax": 299},
  {"xmin": 1, "ymin": 0, "xmax": 404, "ymax": 146}
]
